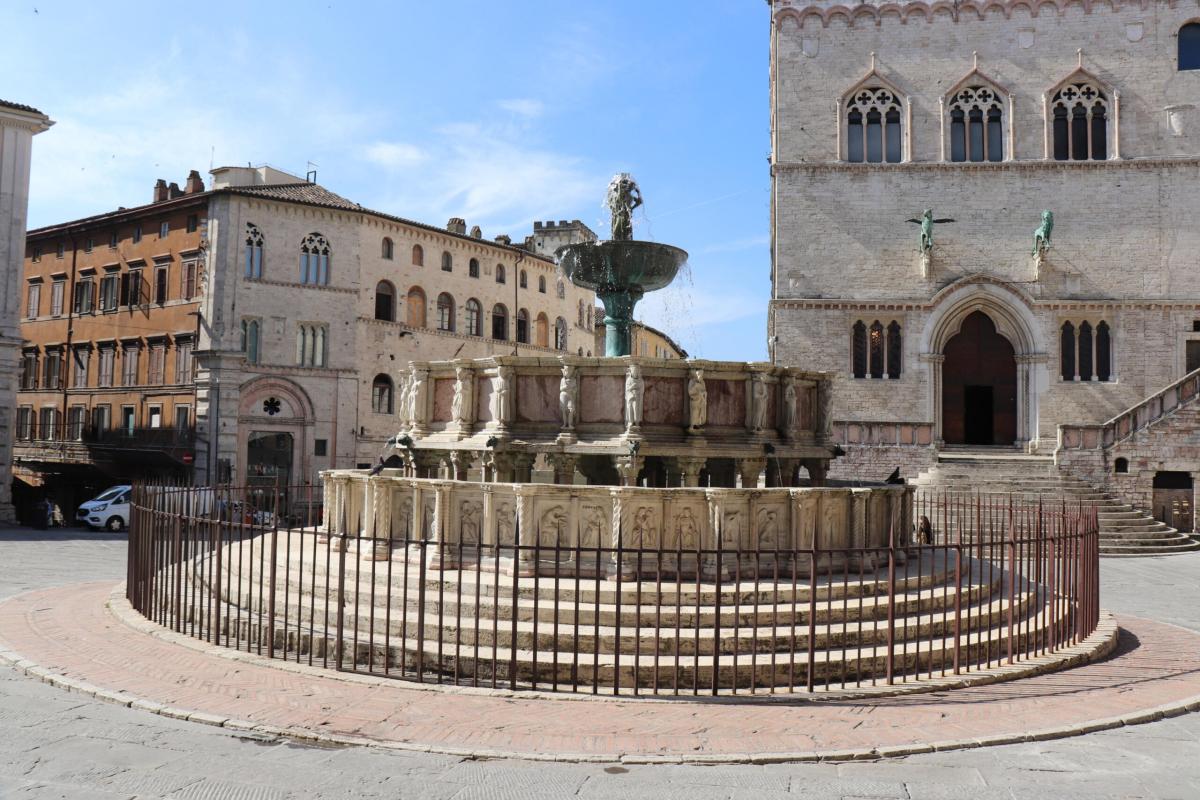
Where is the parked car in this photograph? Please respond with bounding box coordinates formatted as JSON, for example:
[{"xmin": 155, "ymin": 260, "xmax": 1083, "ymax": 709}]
[{"xmin": 77, "ymin": 485, "xmax": 131, "ymax": 532}]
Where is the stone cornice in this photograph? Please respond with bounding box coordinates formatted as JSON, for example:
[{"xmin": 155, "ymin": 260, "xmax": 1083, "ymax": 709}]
[
  {"xmin": 772, "ymin": 156, "xmax": 1200, "ymax": 175},
  {"xmin": 772, "ymin": 0, "xmax": 1164, "ymax": 30},
  {"xmin": 0, "ymin": 105, "xmax": 52, "ymax": 134},
  {"xmin": 771, "ymin": 297, "xmax": 1200, "ymax": 311}
]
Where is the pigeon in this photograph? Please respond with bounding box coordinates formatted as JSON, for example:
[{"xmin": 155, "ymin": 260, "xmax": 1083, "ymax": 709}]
[{"xmin": 885, "ymin": 468, "xmax": 904, "ymax": 485}]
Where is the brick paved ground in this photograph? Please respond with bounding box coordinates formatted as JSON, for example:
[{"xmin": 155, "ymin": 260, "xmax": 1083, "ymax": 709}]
[{"xmin": 1, "ymin": 527, "xmax": 1198, "ymax": 799}]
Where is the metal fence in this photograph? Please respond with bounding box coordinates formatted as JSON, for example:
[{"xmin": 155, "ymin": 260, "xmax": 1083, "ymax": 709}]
[{"xmin": 127, "ymin": 483, "xmax": 1100, "ymax": 697}]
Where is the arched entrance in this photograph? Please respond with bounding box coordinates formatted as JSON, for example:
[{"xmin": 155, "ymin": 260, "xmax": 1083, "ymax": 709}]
[{"xmin": 942, "ymin": 310, "xmax": 1017, "ymax": 446}]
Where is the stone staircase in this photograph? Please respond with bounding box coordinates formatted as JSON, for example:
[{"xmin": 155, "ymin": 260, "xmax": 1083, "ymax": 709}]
[{"xmin": 915, "ymin": 449, "xmax": 1200, "ymax": 557}]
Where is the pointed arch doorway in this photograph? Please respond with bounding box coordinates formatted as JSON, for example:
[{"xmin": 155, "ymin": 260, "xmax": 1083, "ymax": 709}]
[{"xmin": 942, "ymin": 310, "xmax": 1017, "ymax": 446}]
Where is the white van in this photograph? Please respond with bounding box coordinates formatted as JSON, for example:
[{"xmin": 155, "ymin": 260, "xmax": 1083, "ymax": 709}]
[{"xmin": 77, "ymin": 485, "xmax": 131, "ymax": 531}]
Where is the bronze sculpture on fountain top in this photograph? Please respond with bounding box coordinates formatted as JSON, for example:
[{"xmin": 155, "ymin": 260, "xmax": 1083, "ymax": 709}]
[{"xmin": 557, "ymin": 174, "xmax": 688, "ymax": 357}]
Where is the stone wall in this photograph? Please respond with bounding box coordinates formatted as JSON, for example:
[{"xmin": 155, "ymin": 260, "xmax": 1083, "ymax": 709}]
[
  {"xmin": 0, "ymin": 103, "xmax": 51, "ymax": 522},
  {"xmin": 321, "ymin": 470, "xmax": 913, "ymax": 576},
  {"xmin": 769, "ymin": 1, "xmax": 1200, "ymax": 446}
]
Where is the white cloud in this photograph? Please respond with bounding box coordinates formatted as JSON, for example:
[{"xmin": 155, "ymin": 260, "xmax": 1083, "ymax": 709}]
[
  {"xmin": 364, "ymin": 141, "xmax": 427, "ymax": 169},
  {"xmin": 497, "ymin": 98, "xmax": 544, "ymax": 118}
]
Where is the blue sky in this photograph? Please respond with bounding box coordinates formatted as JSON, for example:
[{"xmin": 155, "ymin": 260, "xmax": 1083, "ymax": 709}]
[{"xmin": 5, "ymin": 1, "xmax": 771, "ymax": 360}]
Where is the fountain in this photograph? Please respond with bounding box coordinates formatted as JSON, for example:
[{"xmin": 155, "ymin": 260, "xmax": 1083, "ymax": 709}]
[{"xmin": 557, "ymin": 174, "xmax": 688, "ymax": 357}]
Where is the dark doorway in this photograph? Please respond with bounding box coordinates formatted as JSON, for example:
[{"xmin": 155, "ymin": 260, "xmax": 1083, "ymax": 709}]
[
  {"xmin": 942, "ymin": 311, "xmax": 1018, "ymax": 446},
  {"xmin": 1153, "ymin": 471, "xmax": 1193, "ymax": 533},
  {"xmin": 963, "ymin": 386, "xmax": 994, "ymax": 445}
]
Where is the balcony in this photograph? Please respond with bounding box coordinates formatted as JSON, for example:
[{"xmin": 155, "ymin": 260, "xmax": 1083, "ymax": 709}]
[{"xmin": 14, "ymin": 423, "xmax": 196, "ymax": 470}]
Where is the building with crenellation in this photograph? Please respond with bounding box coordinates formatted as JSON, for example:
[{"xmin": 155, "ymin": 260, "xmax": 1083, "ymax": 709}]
[{"xmin": 767, "ymin": 2, "xmax": 1200, "ymax": 518}]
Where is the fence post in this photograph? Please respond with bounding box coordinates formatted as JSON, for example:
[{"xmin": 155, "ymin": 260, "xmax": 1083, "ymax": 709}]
[
  {"xmin": 1006, "ymin": 498, "xmax": 1016, "ymax": 665},
  {"xmin": 885, "ymin": 516, "xmax": 896, "ymax": 686},
  {"xmin": 267, "ymin": 486, "xmax": 279, "ymax": 660}
]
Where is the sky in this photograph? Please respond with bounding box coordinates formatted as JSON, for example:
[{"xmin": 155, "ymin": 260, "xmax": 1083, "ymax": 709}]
[{"xmin": 4, "ymin": 1, "xmax": 772, "ymax": 361}]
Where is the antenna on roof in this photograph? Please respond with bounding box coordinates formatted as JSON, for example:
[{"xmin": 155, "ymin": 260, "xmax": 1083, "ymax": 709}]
[{"xmin": 306, "ymin": 161, "xmax": 318, "ymax": 183}]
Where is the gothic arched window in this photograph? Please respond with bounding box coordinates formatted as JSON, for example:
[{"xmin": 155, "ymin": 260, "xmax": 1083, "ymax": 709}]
[
  {"xmin": 469, "ymin": 258, "xmax": 479, "ymax": 278},
  {"xmin": 1060, "ymin": 321, "xmax": 1076, "ymax": 381},
  {"xmin": 519, "ymin": 269, "xmax": 528, "ymax": 289},
  {"xmin": 852, "ymin": 321, "xmax": 867, "ymax": 378},
  {"xmin": 868, "ymin": 321, "xmax": 885, "ymax": 379},
  {"xmin": 465, "ymin": 298, "xmax": 482, "ymax": 336},
  {"xmin": 371, "ymin": 374, "xmax": 393, "ymax": 414},
  {"xmin": 496, "ymin": 264, "xmax": 506, "ymax": 284},
  {"xmin": 441, "ymin": 251, "xmax": 453, "ymax": 272},
  {"xmin": 412, "ymin": 244, "xmax": 424, "ymax": 266},
  {"xmin": 538, "ymin": 275, "xmax": 546, "ymax": 293},
  {"xmin": 381, "ymin": 237, "xmax": 394, "ymax": 260},
  {"xmin": 241, "ymin": 319, "xmax": 260, "ymax": 365},
  {"xmin": 1078, "ymin": 321, "xmax": 1094, "ymax": 381},
  {"xmin": 554, "ymin": 317, "xmax": 568, "ymax": 351},
  {"xmin": 436, "ymin": 292, "xmax": 455, "ymax": 332},
  {"xmin": 299, "ymin": 232, "xmax": 330, "ymax": 285},
  {"xmin": 1096, "ymin": 321, "xmax": 1112, "ymax": 382},
  {"xmin": 887, "ymin": 321, "xmax": 902, "ymax": 379},
  {"xmin": 516, "ymin": 309, "xmax": 529, "ymax": 344},
  {"xmin": 492, "ymin": 304, "xmax": 508, "ymax": 341},
  {"xmin": 1051, "ymin": 80, "xmax": 1109, "ymax": 161},
  {"xmin": 244, "ymin": 223, "xmax": 264, "ymax": 279},
  {"xmin": 846, "ymin": 88, "xmax": 903, "ymax": 163},
  {"xmin": 556, "ymin": 280, "xmax": 565, "ymax": 300},
  {"xmin": 949, "ymin": 86, "xmax": 1003, "ymax": 162},
  {"xmin": 375, "ymin": 281, "xmax": 395, "ymax": 321},
  {"xmin": 1180, "ymin": 22, "xmax": 1200, "ymax": 71}
]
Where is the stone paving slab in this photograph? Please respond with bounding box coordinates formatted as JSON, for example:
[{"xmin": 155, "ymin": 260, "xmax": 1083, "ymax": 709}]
[{"xmin": 1, "ymin": 581, "xmax": 1199, "ymax": 765}]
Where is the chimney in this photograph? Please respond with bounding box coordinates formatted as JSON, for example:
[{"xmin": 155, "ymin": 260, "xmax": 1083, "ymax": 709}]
[
  {"xmin": 494, "ymin": 234, "xmax": 512, "ymax": 245},
  {"xmin": 184, "ymin": 169, "xmax": 205, "ymax": 194},
  {"xmin": 168, "ymin": 182, "xmax": 183, "ymax": 199},
  {"xmin": 469, "ymin": 225, "xmax": 482, "ymax": 239},
  {"xmin": 446, "ymin": 217, "xmax": 466, "ymax": 235},
  {"xmin": 153, "ymin": 178, "xmax": 168, "ymax": 203}
]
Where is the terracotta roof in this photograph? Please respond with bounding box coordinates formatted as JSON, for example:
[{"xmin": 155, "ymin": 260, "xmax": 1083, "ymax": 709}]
[
  {"xmin": 225, "ymin": 182, "xmax": 555, "ymax": 263},
  {"xmin": 26, "ymin": 191, "xmax": 211, "ymax": 237},
  {"xmin": 0, "ymin": 99, "xmax": 43, "ymax": 115},
  {"xmin": 224, "ymin": 182, "xmax": 362, "ymax": 211}
]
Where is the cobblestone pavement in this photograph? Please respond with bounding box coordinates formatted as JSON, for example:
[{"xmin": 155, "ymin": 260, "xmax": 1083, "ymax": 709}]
[{"xmin": 1, "ymin": 527, "xmax": 1198, "ymax": 799}]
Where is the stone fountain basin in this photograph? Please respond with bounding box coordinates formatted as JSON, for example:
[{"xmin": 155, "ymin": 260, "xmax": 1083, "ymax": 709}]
[{"xmin": 558, "ymin": 240, "xmax": 688, "ymax": 294}]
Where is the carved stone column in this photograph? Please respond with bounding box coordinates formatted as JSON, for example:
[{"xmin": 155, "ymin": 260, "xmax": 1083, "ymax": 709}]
[
  {"xmin": 736, "ymin": 457, "xmax": 766, "ymax": 489},
  {"xmin": 548, "ymin": 453, "xmax": 579, "ymax": 485},
  {"xmin": 370, "ymin": 480, "xmax": 392, "ymax": 560},
  {"xmin": 489, "ymin": 452, "xmax": 518, "ymax": 483},
  {"xmin": 413, "ymin": 451, "xmax": 443, "ymax": 479},
  {"xmin": 449, "ymin": 450, "xmax": 473, "ymax": 481},
  {"xmin": 921, "ymin": 353, "xmax": 945, "ymax": 446},
  {"xmin": 676, "ymin": 456, "xmax": 708, "ymax": 488},
  {"xmin": 802, "ymin": 458, "xmax": 829, "ymax": 487},
  {"xmin": 512, "ymin": 453, "xmax": 536, "ymax": 483},
  {"xmin": 615, "ymin": 454, "xmax": 644, "ymax": 487}
]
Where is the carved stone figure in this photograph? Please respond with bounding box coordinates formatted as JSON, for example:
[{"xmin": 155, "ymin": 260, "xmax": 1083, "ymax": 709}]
[
  {"xmin": 395, "ymin": 373, "xmax": 410, "ymax": 426},
  {"xmin": 491, "ymin": 367, "xmax": 512, "ymax": 423},
  {"xmin": 460, "ymin": 501, "xmax": 481, "ymax": 544},
  {"xmin": 538, "ymin": 506, "xmax": 568, "ymax": 548},
  {"xmin": 782, "ymin": 376, "xmax": 799, "ymax": 434},
  {"xmin": 1033, "ymin": 210, "xmax": 1054, "ymax": 256},
  {"xmin": 407, "ymin": 370, "xmax": 425, "ymax": 425},
  {"xmin": 581, "ymin": 506, "xmax": 605, "ymax": 549},
  {"xmin": 605, "ymin": 173, "xmax": 643, "ymax": 241},
  {"xmin": 559, "ymin": 365, "xmax": 578, "ymax": 429},
  {"xmin": 451, "ymin": 367, "xmax": 471, "ymax": 424},
  {"xmin": 496, "ymin": 502, "xmax": 515, "ymax": 546},
  {"xmin": 630, "ymin": 506, "xmax": 657, "ymax": 548},
  {"xmin": 750, "ymin": 375, "xmax": 768, "ymax": 431},
  {"xmin": 687, "ymin": 368, "xmax": 707, "ymax": 431},
  {"xmin": 674, "ymin": 508, "xmax": 699, "ymax": 550},
  {"xmin": 624, "ymin": 364, "xmax": 643, "ymax": 429},
  {"xmin": 906, "ymin": 209, "xmax": 955, "ymax": 254},
  {"xmin": 757, "ymin": 509, "xmax": 781, "ymax": 549}
]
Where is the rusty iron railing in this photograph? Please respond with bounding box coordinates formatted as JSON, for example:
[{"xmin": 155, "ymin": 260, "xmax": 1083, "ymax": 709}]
[{"xmin": 127, "ymin": 483, "xmax": 1100, "ymax": 696}]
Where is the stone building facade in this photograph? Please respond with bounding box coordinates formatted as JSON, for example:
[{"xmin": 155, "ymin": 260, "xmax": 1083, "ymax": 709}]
[
  {"xmin": 193, "ymin": 166, "xmax": 597, "ymax": 490},
  {"xmin": 13, "ymin": 163, "xmax": 597, "ymax": 502},
  {"xmin": 16, "ymin": 172, "xmax": 207, "ymax": 515},
  {"xmin": 0, "ymin": 100, "xmax": 52, "ymax": 522},
  {"xmin": 767, "ymin": 0, "xmax": 1200, "ymax": 481}
]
